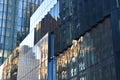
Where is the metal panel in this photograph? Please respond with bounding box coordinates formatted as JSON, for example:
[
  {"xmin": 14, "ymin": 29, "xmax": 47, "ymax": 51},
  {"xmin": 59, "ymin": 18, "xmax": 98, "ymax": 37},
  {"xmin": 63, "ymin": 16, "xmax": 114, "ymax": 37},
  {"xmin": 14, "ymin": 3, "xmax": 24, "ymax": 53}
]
[
  {"xmin": 60, "ymin": 26, "xmax": 72, "ymax": 51},
  {"xmin": 95, "ymin": 0, "xmax": 104, "ymax": 22},
  {"xmin": 111, "ymin": 8, "xmax": 120, "ymax": 80},
  {"xmin": 110, "ymin": 0, "xmax": 118, "ymax": 10},
  {"xmin": 57, "ymin": 17, "xmax": 116, "ymax": 80},
  {"xmin": 111, "ymin": 8, "xmax": 120, "ymax": 53},
  {"xmin": 103, "ymin": 0, "xmax": 111, "ymax": 16},
  {"xmin": 88, "ymin": 0, "xmax": 96, "ymax": 26}
]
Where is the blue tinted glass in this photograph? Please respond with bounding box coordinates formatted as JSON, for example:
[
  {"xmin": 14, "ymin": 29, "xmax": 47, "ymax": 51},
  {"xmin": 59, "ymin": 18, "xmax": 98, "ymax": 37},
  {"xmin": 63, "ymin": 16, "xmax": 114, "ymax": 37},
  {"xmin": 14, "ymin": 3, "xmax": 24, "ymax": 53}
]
[
  {"xmin": 18, "ymin": 1, "xmax": 22, "ymax": 9},
  {"xmin": 0, "ymin": 19, "xmax": 2, "ymax": 24},
  {"xmin": 0, "ymin": 0, "xmax": 3, "ymax": 3},
  {"xmin": 0, "ymin": 3, "xmax": 3, "ymax": 11}
]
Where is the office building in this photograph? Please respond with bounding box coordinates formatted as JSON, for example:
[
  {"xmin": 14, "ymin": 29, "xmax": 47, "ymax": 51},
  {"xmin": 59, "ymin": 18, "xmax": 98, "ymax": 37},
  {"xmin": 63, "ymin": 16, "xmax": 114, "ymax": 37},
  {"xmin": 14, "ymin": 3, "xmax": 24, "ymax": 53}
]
[
  {"xmin": 17, "ymin": 0, "xmax": 59, "ymax": 79},
  {"xmin": 57, "ymin": 17, "xmax": 116, "ymax": 80},
  {"xmin": 15, "ymin": 0, "xmax": 120, "ymax": 80},
  {"xmin": 2, "ymin": 47, "xmax": 20, "ymax": 80},
  {"xmin": 57, "ymin": 0, "xmax": 120, "ymax": 80},
  {"xmin": 0, "ymin": 0, "xmax": 42, "ymax": 64},
  {"xmin": 0, "ymin": 0, "xmax": 17, "ymax": 64}
]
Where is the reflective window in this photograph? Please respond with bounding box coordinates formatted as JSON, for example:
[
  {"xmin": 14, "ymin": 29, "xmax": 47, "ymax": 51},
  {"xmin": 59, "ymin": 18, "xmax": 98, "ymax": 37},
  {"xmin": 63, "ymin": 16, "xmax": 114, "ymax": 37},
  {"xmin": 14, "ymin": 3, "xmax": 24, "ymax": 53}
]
[
  {"xmin": 57, "ymin": 18, "xmax": 115, "ymax": 80},
  {"xmin": 0, "ymin": 0, "xmax": 3, "ymax": 3},
  {"xmin": 17, "ymin": 33, "xmax": 49, "ymax": 80},
  {"xmin": 0, "ymin": 4, "xmax": 3, "ymax": 11}
]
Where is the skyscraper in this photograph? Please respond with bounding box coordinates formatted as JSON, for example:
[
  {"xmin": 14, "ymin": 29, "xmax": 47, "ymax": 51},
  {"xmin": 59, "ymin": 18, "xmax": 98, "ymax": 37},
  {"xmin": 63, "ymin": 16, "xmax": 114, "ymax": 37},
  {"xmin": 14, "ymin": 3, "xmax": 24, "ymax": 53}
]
[
  {"xmin": 57, "ymin": 0, "xmax": 120, "ymax": 80},
  {"xmin": 0, "ymin": 0, "xmax": 42, "ymax": 64},
  {"xmin": 0, "ymin": 0, "xmax": 17, "ymax": 64}
]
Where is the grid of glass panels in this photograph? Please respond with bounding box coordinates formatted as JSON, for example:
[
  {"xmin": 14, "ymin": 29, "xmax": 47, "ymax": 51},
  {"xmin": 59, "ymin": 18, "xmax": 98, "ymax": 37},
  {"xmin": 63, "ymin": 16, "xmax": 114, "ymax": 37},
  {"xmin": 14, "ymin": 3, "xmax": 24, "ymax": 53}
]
[
  {"xmin": 35, "ymin": 1, "xmax": 60, "ymax": 53},
  {"xmin": 0, "ymin": 0, "xmax": 17, "ymax": 64},
  {"xmin": 30, "ymin": 0, "xmax": 57, "ymax": 31},
  {"xmin": 17, "ymin": 1, "xmax": 59, "ymax": 79},
  {"xmin": 0, "ymin": 0, "xmax": 43, "ymax": 64},
  {"xmin": 57, "ymin": 18, "xmax": 116, "ymax": 80},
  {"xmin": 16, "ymin": 0, "xmax": 42, "ymax": 44},
  {"xmin": 17, "ymin": 33, "xmax": 48, "ymax": 80}
]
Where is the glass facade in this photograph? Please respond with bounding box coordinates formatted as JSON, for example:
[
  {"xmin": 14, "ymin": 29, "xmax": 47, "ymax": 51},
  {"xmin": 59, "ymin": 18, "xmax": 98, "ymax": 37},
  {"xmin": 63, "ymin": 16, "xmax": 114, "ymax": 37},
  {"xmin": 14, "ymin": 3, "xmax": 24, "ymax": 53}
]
[
  {"xmin": 57, "ymin": 18, "xmax": 116, "ymax": 80},
  {"xmin": 0, "ymin": 0, "xmax": 119, "ymax": 80},
  {"xmin": 17, "ymin": 33, "xmax": 48, "ymax": 80},
  {"xmin": 111, "ymin": 7, "xmax": 120, "ymax": 79},
  {"xmin": 58, "ymin": 0, "xmax": 120, "ymax": 79},
  {"xmin": 30, "ymin": 0, "xmax": 58, "ymax": 31},
  {"xmin": 0, "ymin": 0, "xmax": 42, "ymax": 64},
  {"xmin": 59, "ymin": 0, "xmax": 118, "ymax": 51},
  {"xmin": 16, "ymin": 0, "xmax": 43, "ymax": 44},
  {"xmin": 2, "ymin": 47, "xmax": 19, "ymax": 80},
  {"xmin": 29, "ymin": 0, "xmax": 60, "ymax": 53},
  {"xmin": 0, "ymin": 0, "xmax": 17, "ymax": 64},
  {"xmin": 17, "ymin": 0, "xmax": 59, "ymax": 79}
]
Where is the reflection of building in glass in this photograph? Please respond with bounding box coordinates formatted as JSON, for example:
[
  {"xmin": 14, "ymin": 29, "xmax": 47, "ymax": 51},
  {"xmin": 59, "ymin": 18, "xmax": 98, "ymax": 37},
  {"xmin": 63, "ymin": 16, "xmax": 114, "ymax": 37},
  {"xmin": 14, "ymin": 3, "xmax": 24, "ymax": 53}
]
[
  {"xmin": 17, "ymin": 45, "xmax": 39, "ymax": 80},
  {"xmin": 58, "ymin": 0, "xmax": 120, "ymax": 80},
  {"xmin": 0, "ymin": 0, "xmax": 17, "ymax": 65},
  {"xmin": 57, "ymin": 18, "xmax": 116, "ymax": 80},
  {"xmin": 33, "ymin": 0, "xmax": 60, "ymax": 53},
  {"xmin": 38, "ymin": 34, "xmax": 48, "ymax": 80},
  {"xmin": 17, "ymin": 0, "xmax": 59, "ymax": 79},
  {"xmin": 16, "ymin": 0, "xmax": 43, "ymax": 44},
  {"xmin": 0, "ymin": 0, "xmax": 43, "ymax": 65},
  {"xmin": 17, "ymin": 33, "xmax": 53, "ymax": 80},
  {"xmin": 35, "ymin": 13, "xmax": 60, "ymax": 53},
  {"xmin": 2, "ymin": 47, "xmax": 20, "ymax": 80},
  {"xmin": 12, "ymin": 0, "xmax": 120, "ymax": 80}
]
